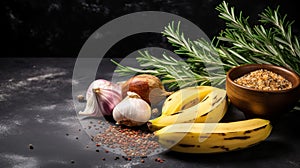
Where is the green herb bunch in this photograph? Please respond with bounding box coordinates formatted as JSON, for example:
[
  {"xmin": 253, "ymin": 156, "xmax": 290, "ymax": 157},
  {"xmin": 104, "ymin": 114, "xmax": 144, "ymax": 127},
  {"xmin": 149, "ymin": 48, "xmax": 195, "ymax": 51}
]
[
  {"xmin": 112, "ymin": 1, "xmax": 300, "ymax": 90},
  {"xmin": 216, "ymin": 1, "xmax": 300, "ymax": 74}
]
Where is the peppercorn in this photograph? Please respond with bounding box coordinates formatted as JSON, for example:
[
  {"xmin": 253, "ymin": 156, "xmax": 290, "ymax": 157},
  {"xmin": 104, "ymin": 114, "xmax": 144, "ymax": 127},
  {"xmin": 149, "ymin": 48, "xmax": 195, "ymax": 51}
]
[{"xmin": 28, "ymin": 144, "xmax": 34, "ymax": 150}]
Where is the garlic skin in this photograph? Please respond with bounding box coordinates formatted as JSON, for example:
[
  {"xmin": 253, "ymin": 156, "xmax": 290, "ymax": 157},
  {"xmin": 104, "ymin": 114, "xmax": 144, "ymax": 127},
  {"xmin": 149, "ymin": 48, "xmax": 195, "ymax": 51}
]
[
  {"xmin": 79, "ymin": 79, "xmax": 122, "ymax": 117},
  {"xmin": 113, "ymin": 91, "xmax": 151, "ymax": 127}
]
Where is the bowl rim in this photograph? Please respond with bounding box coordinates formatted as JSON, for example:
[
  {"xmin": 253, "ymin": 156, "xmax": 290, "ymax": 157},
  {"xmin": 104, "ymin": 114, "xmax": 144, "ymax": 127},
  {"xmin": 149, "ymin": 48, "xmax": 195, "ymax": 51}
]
[{"xmin": 226, "ymin": 64, "xmax": 300, "ymax": 93}]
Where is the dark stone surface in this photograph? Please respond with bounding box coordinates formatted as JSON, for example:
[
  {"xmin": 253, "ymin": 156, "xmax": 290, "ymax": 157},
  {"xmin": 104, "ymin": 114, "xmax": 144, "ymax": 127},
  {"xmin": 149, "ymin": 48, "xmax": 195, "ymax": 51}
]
[
  {"xmin": 0, "ymin": 58, "xmax": 300, "ymax": 167},
  {"xmin": 2, "ymin": 0, "xmax": 300, "ymax": 58}
]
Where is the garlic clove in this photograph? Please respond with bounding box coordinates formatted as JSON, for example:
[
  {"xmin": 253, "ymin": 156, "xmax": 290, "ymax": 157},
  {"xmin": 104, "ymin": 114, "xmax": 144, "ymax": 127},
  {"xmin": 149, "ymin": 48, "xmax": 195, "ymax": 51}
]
[
  {"xmin": 79, "ymin": 92, "xmax": 102, "ymax": 117},
  {"xmin": 94, "ymin": 88, "xmax": 122, "ymax": 116},
  {"xmin": 79, "ymin": 79, "xmax": 122, "ymax": 117}
]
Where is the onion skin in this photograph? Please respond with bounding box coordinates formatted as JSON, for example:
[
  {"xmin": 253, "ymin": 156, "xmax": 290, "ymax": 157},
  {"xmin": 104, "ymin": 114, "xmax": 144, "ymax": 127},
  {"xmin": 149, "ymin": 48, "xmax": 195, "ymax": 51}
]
[{"xmin": 122, "ymin": 74, "xmax": 172, "ymax": 105}]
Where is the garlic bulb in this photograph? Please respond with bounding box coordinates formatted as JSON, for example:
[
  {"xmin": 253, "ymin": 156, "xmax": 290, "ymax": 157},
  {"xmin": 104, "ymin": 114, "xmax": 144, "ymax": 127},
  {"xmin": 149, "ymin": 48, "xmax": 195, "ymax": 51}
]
[
  {"xmin": 113, "ymin": 91, "xmax": 151, "ymax": 127},
  {"xmin": 79, "ymin": 79, "xmax": 122, "ymax": 117}
]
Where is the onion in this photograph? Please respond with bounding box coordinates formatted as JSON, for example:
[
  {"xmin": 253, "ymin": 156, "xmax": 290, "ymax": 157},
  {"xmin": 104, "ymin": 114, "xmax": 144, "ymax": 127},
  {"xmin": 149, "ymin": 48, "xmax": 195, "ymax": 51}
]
[
  {"xmin": 79, "ymin": 79, "xmax": 122, "ymax": 117},
  {"xmin": 122, "ymin": 74, "xmax": 172, "ymax": 105}
]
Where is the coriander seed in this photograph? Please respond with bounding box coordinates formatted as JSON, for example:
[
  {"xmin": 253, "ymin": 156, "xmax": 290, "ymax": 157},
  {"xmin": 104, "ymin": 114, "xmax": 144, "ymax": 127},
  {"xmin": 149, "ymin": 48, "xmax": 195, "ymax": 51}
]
[{"xmin": 234, "ymin": 69, "xmax": 292, "ymax": 91}]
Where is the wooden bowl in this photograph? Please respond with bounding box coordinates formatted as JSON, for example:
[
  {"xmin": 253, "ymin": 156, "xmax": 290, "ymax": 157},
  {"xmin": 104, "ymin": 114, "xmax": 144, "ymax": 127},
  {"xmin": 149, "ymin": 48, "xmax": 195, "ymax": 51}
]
[{"xmin": 226, "ymin": 64, "xmax": 300, "ymax": 119}]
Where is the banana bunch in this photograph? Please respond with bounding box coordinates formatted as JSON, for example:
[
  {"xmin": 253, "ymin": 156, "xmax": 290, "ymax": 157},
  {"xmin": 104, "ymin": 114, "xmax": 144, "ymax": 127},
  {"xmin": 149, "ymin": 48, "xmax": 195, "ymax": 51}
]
[
  {"xmin": 148, "ymin": 86, "xmax": 273, "ymax": 153},
  {"xmin": 155, "ymin": 118, "xmax": 272, "ymax": 153},
  {"xmin": 148, "ymin": 86, "xmax": 228, "ymax": 131}
]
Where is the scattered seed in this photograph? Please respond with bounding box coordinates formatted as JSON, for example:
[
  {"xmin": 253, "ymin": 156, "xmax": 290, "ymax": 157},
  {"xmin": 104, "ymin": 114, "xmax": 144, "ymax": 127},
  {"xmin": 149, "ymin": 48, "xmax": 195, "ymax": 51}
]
[
  {"xmin": 96, "ymin": 149, "xmax": 100, "ymax": 152},
  {"xmin": 77, "ymin": 95, "xmax": 85, "ymax": 102},
  {"xmin": 152, "ymin": 108, "xmax": 159, "ymax": 114},
  {"xmin": 28, "ymin": 144, "xmax": 34, "ymax": 150},
  {"xmin": 93, "ymin": 124, "xmax": 160, "ymax": 157},
  {"xmin": 141, "ymin": 159, "xmax": 145, "ymax": 163},
  {"xmin": 155, "ymin": 157, "xmax": 165, "ymax": 163}
]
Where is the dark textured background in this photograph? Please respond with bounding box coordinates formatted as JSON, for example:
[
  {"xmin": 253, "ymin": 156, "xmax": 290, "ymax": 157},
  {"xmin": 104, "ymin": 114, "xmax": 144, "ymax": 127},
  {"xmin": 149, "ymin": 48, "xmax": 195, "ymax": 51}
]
[
  {"xmin": 1, "ymin": 1, "xmax": 300, "ymax": 167},
  {"xmin": 2, "ymin": 0, "xmax": 300, "ymax": 58}
]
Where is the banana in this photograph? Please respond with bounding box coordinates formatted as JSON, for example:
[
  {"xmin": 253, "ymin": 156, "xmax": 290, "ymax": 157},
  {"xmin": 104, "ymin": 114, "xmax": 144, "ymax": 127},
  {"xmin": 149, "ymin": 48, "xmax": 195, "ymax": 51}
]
[
  {"xmin": 162, "ymin": 86, "xmax": 214, "ymax": 116},
  {"xmin": 155, "ymin": 118, "xmax": 272, "ymax": 153},
  {"xmin": 148, "ymin": 88, "xmax": 228, "ymax": 131}
]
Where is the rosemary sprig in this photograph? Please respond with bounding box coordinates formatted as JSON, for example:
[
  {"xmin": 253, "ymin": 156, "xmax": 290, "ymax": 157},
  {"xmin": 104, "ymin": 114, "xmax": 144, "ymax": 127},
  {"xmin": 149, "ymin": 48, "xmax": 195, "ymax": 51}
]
[
  {"xmin": 113, "ymin": 1, "xmax": 300, "ymax": 90},
  {"xmin": 113, "ymin": 22, "xmax": 231, "ymax": 89},
  {"xmin": 260, "ymin": 6, "xmax": 300, "ymax": 73},
  {"xmin": 216, "ymin": 1, "xmax": 300, "ymax": 75},
  {"xmin": 162, "ymin": 21, "xmax": 236, "ymax": 70},
  {"xmin": 112, "ymin": 51, "xmax": 219, "ymax": 89}
]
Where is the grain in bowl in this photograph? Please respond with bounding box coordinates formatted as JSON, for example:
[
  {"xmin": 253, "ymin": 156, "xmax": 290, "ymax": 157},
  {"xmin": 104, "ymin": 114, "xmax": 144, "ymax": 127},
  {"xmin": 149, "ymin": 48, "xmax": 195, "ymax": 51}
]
[
  {"xmin": 234, "ymin": 69, "xmax": 292, "ymax": 91},
  {"xmin": 226, "ymin": 64, "xmax": 300, "ymax": 118}
]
